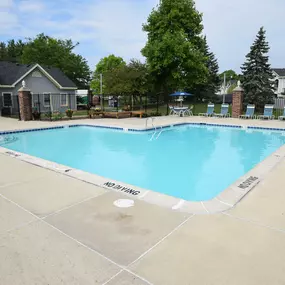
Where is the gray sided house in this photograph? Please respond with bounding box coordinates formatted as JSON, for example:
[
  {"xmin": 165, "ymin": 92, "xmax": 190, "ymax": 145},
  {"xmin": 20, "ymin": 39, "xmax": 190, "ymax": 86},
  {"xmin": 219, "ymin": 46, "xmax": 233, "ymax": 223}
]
[{"xmin": 0, "ymin": 61, "xmax": 77, "ymax": 116}]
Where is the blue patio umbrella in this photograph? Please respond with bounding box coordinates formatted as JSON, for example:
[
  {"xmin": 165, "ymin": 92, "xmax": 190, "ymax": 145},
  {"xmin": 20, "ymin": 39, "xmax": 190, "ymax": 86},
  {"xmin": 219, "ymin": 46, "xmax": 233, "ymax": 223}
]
[
  {"xmin": 169, "ymin": 91, "xmax": 192, "ymax": 96},
  {"xmin": 169, "ymin": 91, "xmax": 193, "ymax": 106}
]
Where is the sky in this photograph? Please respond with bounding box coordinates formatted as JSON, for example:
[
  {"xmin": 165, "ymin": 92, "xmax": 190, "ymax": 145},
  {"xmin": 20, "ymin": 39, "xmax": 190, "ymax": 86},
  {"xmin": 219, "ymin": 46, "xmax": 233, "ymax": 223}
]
[{"xmin": 0, "ymin": 0, "xmax": 284, "ymax": 73}]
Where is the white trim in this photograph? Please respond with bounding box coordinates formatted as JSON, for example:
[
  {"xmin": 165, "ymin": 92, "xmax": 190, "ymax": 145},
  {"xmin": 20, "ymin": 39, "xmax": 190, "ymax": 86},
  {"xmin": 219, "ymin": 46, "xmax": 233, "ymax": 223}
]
[
  {"xmin": 60, "ymin": 93, "xmax": 68, "ymax": 107},
  {"xmin": 0, "ymin": 85, "xmax": 13, "ymax": 88},
  {"xmin": 11, "ymin": 64, "xmax": 77, "ymax": 90},
  {"xmin": 61, "ymin": 87, "xmax": 77, "ymax": 90},
  {"xmin": 1, "ymin": 92, "xmax": 13, "ymax": 108},
  {"xmin": 43, "ymin": 92, "xmax": 52, "ymax": 109},
  {"xmin": 31, "ymin": 92, "xmax": 39, "ymax": 108}
]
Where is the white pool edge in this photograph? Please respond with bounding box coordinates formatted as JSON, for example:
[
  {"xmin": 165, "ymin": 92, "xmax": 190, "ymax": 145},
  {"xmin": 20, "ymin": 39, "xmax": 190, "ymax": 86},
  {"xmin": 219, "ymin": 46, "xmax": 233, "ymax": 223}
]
[{"xmin": 1, "ymin": 122, "xmax": 285, "ymax": 214}]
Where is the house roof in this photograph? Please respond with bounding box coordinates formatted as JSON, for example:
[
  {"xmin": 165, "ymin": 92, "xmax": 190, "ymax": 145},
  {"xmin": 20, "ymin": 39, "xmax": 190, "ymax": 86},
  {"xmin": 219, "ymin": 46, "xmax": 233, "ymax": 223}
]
[
  {"xmin": 272, "ymin": 68, "xmax": 285, "ymax": 77},
  {"xmin": 0, "ymin": 61, "xmax": 77, "ymax": 88}
]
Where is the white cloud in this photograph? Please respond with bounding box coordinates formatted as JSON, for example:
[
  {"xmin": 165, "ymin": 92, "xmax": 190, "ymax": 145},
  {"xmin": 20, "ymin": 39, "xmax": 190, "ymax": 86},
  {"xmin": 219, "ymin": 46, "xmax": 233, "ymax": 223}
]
[
  {"xmin": 0, "ymin": 0, "xmax": 13, "ymax": 8},
  {"xmin": 195, "ymin": 0, "xmax": 285, "ymax": 71},
  {"xmin": 0, "ymin": 0, "xmax": 284, "ymax": 73},
  {"xmin": 0, "ymin": 11, "xmax": 18, "ymax": 34},
  {"xmin": 18, "ymin": 0, "xmax": 45, "ymax": 13}
]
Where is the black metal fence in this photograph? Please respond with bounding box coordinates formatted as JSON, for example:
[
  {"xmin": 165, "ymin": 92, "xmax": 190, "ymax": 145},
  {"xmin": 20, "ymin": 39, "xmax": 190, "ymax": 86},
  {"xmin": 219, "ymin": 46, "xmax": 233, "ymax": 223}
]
[
  {"xmin": 31, "ymin": 93, "xmax": 76, "ymax": 121},
  {"xmin": 89, "ymin": 93, "xmax": 194, "ymax": 117},
  {"xmin": 0, "ymin": 93, "xmax": 76, "ymax": 121},
  {"xmin": 2, "ymin": 92, "xmax": 284, "ymax": 120},
  {"xmin": 0, "ymin": 93, "xmax": 20, "ymax": 119}
]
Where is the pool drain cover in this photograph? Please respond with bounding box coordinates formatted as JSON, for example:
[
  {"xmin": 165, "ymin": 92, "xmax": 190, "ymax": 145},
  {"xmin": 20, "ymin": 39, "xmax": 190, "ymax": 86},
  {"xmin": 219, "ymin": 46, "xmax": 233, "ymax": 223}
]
[{"xmin": 113, "ymin": 199, "xmax": 134, "ymax": 208}]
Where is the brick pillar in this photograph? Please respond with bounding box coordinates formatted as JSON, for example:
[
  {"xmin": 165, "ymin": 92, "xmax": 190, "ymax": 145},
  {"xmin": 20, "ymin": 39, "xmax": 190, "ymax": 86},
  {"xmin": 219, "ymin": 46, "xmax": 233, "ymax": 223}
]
[
  {"xmin": 232, "ymin": 82, "xmax": 244, "ymax": 118},
  {"xmin": 18, "ymin": 87, "xmax": 32, "ymax": 121}
]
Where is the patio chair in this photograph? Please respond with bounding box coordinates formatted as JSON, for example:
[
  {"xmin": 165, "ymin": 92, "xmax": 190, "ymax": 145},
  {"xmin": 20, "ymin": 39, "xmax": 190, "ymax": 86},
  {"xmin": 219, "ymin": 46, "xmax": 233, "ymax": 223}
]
[
  {"xmin": 258, "ymin": 105, "xmax": 275, "ymax": 120},
  {"xmin": 278, "ymin": 107, "xmax": 285, "ymax": 120},
  {"xmin": 199, "ymin": 104, "xmax": 214, "ymax": 117},
  {"xmin": 169, "ymin": 106, "xmax": 177, "ymax": 116},
  {"xmin": 214, "ymin": 104, "xmax": 230, "ymax": 118},
  {"xmin": 240, "ymin": 105, "xmax": 256, "ymax": 119}
]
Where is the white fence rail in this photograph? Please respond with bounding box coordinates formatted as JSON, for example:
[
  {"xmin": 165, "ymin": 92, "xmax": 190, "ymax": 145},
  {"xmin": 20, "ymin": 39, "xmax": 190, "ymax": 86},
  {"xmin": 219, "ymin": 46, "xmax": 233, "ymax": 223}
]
[
  {"xmin": 274, "ymin": 98, "xmax": 285, "ymax": 109},
  {"xmin": 274, "ymin": 98, "xmax": 285, "ymax": 117}
]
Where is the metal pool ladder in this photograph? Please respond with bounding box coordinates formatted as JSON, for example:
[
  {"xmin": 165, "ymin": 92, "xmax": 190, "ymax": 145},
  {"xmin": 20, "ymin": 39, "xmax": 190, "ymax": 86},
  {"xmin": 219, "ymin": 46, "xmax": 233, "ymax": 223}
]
[
  {"xmin": 145, "ymin": 117, "xmax": 155, "ymax": 129},
  {"xmin": 146, "ymin": 117, "xmax": 163, "ymax": 141}
]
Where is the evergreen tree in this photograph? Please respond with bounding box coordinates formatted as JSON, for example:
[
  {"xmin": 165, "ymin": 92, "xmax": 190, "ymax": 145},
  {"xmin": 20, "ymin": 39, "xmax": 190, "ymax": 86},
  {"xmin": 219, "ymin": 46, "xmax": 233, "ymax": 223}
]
[
  {"xmin": 0, "ymin": 42, "xmax": 7, "ymax": 61},
  {"xmin": 191, "ymin": 37, "xmax": 219, "ymax": 101},
  {"xmin": 241, "ymin": 27, "xmax": 275, "ymax": 109},
  {"xmin": 205, "ymin": 38, "xmax": 220, "ymax": 94},
  {"xmin": 142, "ymin": 0, "xmax": 208, "ymax": 96}
]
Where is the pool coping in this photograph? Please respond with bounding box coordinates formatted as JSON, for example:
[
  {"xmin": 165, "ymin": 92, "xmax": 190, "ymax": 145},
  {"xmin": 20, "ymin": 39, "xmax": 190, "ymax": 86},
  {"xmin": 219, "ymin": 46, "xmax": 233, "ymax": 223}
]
[{"xmin": 1, "ymin": 122, "xmax": 285, "ymax": 214}]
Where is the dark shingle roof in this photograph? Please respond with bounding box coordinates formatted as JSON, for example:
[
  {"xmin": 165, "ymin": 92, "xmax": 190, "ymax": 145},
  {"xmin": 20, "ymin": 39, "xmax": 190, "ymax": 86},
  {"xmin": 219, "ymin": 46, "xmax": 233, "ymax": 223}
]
[
  {"xmin": 0, "ymin": 61, "xmax": 36, "ymax": 85},
  {"xmin": 41, "ymin": 66, "xmax": 77, "ymax": 88},
  {"xmin": 0, "ymin": 61, "xmax": 76, "ymax": 88},
  {"xmin": 273, "ymin": 68, "xmax": 285, "ymax": 77}
]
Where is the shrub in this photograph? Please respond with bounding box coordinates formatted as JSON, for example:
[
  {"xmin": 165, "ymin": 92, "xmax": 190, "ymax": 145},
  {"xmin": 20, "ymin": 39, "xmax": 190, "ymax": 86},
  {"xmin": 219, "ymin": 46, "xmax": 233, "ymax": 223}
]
[
  {"xmin": 32, "ymin": 108, "xmax": 41, "ymax": 120},
  {"xmin": 65, "ymin": 109, "xmax": 73, "ymax": 119},
  {"xmin": 44, "ymin": 111, "xmax": 52, "ymax": 120},
  {"xmin": 150, "ymin": 111, "xmax": 162, "ymax": 117},
  {"xmin": 53, "ymin": 111, "xmax": 64, "ymax": 121}
]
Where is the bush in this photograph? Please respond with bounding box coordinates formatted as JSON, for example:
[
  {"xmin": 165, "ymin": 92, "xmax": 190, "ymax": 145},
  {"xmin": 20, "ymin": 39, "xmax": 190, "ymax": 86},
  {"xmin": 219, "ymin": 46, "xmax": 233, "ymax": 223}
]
[
  {"xmin": 53, "ymin": 111, "xmax": 64, "ymax": 121},
  {"xmin": 65, "ymin": 109, "xmax": 74, "ymax": 119},
  {"xmin": 32, "ymin": 108, "xmax": 41, "ymax": 120},
  {"xmin": 44, "ymin": 111, "xmax": 52, "ymax": 120},
  {"xmin": 150, "ymin": 111, "xmax": 162, "ymax": 117}
]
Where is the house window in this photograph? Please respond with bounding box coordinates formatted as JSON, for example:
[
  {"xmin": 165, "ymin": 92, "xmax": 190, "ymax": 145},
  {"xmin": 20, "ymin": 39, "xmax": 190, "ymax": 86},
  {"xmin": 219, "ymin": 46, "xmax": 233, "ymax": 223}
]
[
  {"xmin": 43, "ymin": 93, "xmax": 51, "ymax": 107},
  {"xmin": 2, "ymin": 93, "xmax": 12, "ymax": 107},
  {"xmin": 32, "ymin": 71, "xmax": 42, "ymax": 77},
  {"xmin": 32, "ymin": 93, "xmax": 39, "ymax": 108},
  {"xmin": 60, "ymin": 93, "xmax": 68, "ymax": 106}
]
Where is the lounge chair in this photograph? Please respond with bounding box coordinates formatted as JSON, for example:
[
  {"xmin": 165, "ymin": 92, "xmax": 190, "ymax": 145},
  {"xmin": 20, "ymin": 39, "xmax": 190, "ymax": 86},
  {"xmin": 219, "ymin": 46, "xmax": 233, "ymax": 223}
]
[
  {"xmin": 214, "ymin": 104, "xmax": 230, "ymax": 118},
  {"xmin": 258, "ymin": 105, "xmax": 275, "ymax": 120},
  {"xmin": 102, "ymin": 111, "xmax": 131, "ymax": 119},
  {"xmin": 131, "ymin": 110, "xmax": 145, "ymax": 118},
  {"xmin": 278, "ymin": 107, "xmax": 285, "ymax": 120},
  {"xmin": 240, "ymin": 105, "xmax": 255, "ymax": 119},
  {"xmin": 199, "ymin": 104, "xmax": 214, "ymax": 117}
]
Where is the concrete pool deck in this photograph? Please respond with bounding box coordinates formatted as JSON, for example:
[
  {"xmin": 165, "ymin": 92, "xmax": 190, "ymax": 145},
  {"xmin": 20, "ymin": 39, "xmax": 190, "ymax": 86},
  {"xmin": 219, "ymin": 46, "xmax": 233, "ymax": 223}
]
[{"xmin": 1, "ymin": 116, "xmax": 285, "ymax": 284}]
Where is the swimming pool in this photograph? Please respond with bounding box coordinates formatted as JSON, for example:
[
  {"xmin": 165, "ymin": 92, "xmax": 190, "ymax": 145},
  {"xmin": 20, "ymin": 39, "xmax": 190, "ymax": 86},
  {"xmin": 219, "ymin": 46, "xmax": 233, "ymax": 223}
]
[{"xmin": 1, "ymin": 124, "xmax": 285, "ymax": 201}]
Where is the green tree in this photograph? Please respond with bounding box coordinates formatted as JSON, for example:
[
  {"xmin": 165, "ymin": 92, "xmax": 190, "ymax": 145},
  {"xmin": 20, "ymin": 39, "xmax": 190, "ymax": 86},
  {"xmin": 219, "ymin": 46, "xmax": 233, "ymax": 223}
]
[
  {"xmin": 103, "ymin": 59, "xmax": 149, "ymax": 96},
  {"xmin": 91, "ymin": 55, "xmax": 126, "ymax": 94},
  {"xmin": 21, "ymin": 33, "xmax": 91, "ymax": 88},
  {"xmin": 241, "ymin": 27, "xmax": 275, "ymax": 109},
  {"xmin": 219, "ymin": 70, "xmax": 238, "ymax": 82},
  {"xmin": 0, "ymin": 42, "xmax": 7, "ymax": 61},
  {"xmin": 142, "ymin": 0, "xmax": 208, "ymax": 97},
  {"xmin": 193, "ymin": 36, "xmax": 219, "ymax": 101},
  {"xmin": 0, "ymin": 40, "xmax": 25, "ymax": 62}
]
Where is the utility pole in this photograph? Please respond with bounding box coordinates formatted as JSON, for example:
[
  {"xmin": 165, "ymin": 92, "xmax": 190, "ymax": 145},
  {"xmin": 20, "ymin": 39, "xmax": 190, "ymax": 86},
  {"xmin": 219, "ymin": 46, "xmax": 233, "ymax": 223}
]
[
  {"xmin": 100, "ymin": 73, "xmax": 103, "ymax": 109},
  {"xmin": 223, "ymin": 73, "xmax": 226, "ymax": 104}
]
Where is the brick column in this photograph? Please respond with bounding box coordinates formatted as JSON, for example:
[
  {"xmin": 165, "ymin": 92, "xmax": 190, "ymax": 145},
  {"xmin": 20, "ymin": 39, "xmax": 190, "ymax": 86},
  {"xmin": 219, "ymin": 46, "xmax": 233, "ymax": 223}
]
[
  {"xmin": 232, "ymin": 81, "xmax": 244, "ymax": 118},
  {"xmin": 18, "ymin": 87, "xmax": 32, "ymax": 121}
]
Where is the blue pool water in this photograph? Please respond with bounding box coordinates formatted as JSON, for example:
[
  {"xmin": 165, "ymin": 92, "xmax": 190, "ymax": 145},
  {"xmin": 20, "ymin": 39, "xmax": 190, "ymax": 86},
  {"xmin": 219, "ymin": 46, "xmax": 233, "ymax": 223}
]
[{"xmin": 1, "ymin": 125, "xmax": 285, "ymax": 201}]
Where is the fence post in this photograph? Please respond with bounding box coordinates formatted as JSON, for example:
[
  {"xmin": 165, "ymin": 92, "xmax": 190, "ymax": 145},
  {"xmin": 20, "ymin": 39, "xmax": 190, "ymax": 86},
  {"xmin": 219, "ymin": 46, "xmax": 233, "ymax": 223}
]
[
  {"xmin": 166, "ymin": 95, "xmax": 169, "ymax": 115},
  {"xmin": 145, "ymin": 95, "xmax": 148, "ymax": 115},
  {"xmin": 37, "ymin": 93, "xmax": 41, "ymax": 118},
  {"xmin": 232, "ymin": 81, "xmax": 244, "ymax": 118},
  {"xmin": 16, "ymin": 95, "xmax": 21, "ymax": 121},
  {"xmin": 18, "ymin": 86, "xmax": 32, "ymax": 121},
  {"xmin": 50, "ymin": 95, "xmax": 52, "ymax": 121},
  {"xmin": 156, "ymin": 93, "xmax": 159, "ymax": 114}
]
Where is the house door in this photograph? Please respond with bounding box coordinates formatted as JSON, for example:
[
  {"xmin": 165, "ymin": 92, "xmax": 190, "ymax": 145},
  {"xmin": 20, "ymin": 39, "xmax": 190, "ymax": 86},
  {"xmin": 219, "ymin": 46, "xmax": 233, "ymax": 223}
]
[{"xmin": 1, "ymin": 93, "xmax": 13, "ymax": 116}]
